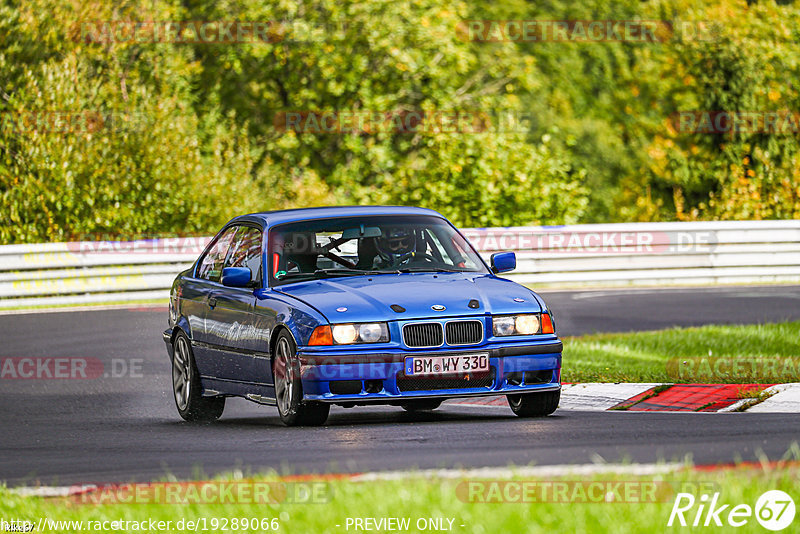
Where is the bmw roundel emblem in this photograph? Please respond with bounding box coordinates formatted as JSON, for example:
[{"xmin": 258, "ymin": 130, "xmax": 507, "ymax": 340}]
[{"xmin": 431, "ymin": 304, "xmax": 446, "ymax": 311}]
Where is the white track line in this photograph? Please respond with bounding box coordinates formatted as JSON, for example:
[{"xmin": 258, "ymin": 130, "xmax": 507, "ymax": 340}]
[
  {"xmin": 9, "ymin": 485, "xmax": 93, "ymax": 497},
  {"xmin": 0, "ymin": 303, "xmax": 166, "ymax": 316},
  {"xmin": 350, "ymin": 463, "xmax": 684, "ymax": 481}
]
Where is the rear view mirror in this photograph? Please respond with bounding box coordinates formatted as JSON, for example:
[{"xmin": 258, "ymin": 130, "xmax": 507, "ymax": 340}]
[
  {"xmin": 342, "ymin": 225, "xmax": 382, "ymax": 239},
  {"xmin": 490, "ymin": 252, "xmax": 516, "ymax": 274},
  {"xmin": 221, "ymin": 267, "xmax": 253, "ymax": 287}
]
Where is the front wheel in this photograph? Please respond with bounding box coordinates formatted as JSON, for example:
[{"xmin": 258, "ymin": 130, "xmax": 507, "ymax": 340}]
[
  {"xmin": 172, "ymin": 332, "xmax": 225, "ymax": 422},
  {"xmin": 273, "ymin": 331, "xmax": 330, "ymax": 426},
  {"xmin": 507, "ymin": 390, "xmax": 560, "ymax": 417}
]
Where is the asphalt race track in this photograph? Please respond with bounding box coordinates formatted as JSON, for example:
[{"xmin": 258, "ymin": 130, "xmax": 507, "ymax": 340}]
[{"xmin": 2, "ymin": 285, "xmax": 800, "ymax": 486}]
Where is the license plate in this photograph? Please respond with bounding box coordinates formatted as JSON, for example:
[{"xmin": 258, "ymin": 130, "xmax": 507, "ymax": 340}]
[{"xmin": 404, "ymin": 353, "xmax": 489, "ymax": 376}]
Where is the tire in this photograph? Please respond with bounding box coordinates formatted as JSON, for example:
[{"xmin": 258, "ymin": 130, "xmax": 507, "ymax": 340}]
[
  {"xmin": 401, "ymin": 399, "xmax": 442, "ymax": 412},
  {"xmin": 172, "ymin": 332, "xmax": 225, "ymax": 422},
  {"xmin": 507, "ymin": 389, "xmax": 560, "ymax": 417},
  {"xmin": 273, "ymin": 331, "xmax": 330, "ymax": 426}
]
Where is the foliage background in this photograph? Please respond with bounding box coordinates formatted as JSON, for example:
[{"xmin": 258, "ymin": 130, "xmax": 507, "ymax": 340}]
[{"xmin": 1, "ymin": 0, "xmax": 799, "ymax": 243}]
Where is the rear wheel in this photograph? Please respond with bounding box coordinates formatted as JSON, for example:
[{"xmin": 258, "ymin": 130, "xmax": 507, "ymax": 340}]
[
  {"xmin": 273, "ymin": 331, "xmax": 330, "ymax": 426},
  {"xmin": 172, "ymin": 332, "xmax": 225, "ymax": 422},
  {"xmin": 401, "ymin": 399, "xmax": 442, "ymax": 412},
  {"xmin": 507, "ymin": 390, "xmax": 560, "ymax": 417}
]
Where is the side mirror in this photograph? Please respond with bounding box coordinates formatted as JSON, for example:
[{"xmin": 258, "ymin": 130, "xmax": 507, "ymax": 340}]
[
  {"xmin": 221, "ymin": 267, "xmax": 253, "ymax": 288},
  {"xmin": 490, "ymin": 252, "xmax": 516, "ymax": 274}
]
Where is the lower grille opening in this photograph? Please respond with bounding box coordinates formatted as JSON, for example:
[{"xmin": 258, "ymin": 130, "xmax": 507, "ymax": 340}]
[
  {"xmin": 396, "ymin": 367, "xmax": 495, "ymax": 392},
  {"xmin": 506, "ymin": 372, "xmax": 523, "ymax": 386},
  {"xmin": 364, "ymin": 380, "xmax": 383, "ymax": 393},
  {"xmin": 329, "ymin": 380, "xmax": 362, "ymax": 395},
  {"xmin": 524, "ymin": 370, "xmax": 553, "ymax": 385}
]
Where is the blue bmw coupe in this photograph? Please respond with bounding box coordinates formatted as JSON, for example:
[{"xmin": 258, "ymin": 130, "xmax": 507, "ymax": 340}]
[{"xmin": 164, "ymin": 206, "xmax": 562, "ymax": 425}]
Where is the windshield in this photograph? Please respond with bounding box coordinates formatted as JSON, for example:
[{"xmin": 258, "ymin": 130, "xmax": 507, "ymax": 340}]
[{"xmin": 268, "ymin": 215, "xmax": 488, "ymax": 285}]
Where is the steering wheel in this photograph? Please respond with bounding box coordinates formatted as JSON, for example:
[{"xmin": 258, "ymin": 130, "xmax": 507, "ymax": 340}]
[{"xmin": 397, "ymin": 251, "xmax": 438, "ymax": 267}]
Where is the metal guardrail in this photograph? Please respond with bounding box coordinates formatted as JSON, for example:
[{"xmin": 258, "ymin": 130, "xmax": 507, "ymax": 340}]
[{"xmin": 0, "ymin": 221, "xmax": 798, "ymax": 308}]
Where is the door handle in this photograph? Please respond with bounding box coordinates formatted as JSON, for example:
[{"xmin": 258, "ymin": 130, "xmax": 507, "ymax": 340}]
[{"xmin": 208, "ymin": 296, "xmax": 217, "ymax": 308}]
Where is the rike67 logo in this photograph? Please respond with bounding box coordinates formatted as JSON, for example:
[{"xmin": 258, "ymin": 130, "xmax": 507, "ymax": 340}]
[{"xmin": 668, "ymin": 490, "xmax": 795, "ymax": 531}]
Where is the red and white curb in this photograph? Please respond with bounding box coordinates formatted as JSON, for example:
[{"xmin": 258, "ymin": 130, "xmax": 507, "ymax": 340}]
[{"xmin": 450, "ymin": 383, "xmax": 800, "ymax": 412}]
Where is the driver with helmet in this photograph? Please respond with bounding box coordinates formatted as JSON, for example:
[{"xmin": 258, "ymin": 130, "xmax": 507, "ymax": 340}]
[{"xmin": 373, "ymin": 227, "xmax": 418, "ymax": 269}]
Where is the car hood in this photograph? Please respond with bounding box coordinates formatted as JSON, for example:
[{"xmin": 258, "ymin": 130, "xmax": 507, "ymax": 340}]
[{"xmin": 275, "ymin": 272, "xmax": 541, "ymax": 323}]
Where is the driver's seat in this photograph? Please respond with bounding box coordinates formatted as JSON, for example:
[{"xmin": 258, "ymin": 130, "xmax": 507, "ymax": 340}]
[
  {"xmin": 284, "ymin": 232, "xmax": 319, "ymax": 272},
  {"xmin": 355, "ymin": 237, "xmax": 379, "ymax": 270}
]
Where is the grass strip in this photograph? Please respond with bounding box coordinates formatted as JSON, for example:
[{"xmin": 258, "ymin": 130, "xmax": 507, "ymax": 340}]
[
  {"xmin": 2, "ymin": 460, "xmax": 799, "ymax": 533},
  {"xmin": 563, "ymin": 322, "xmax": 800, "ymax": 384}
]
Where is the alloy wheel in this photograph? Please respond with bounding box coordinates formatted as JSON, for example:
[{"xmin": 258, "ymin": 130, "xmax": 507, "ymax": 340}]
[
  {"xmin": 274, "ymin": 337, "xmax": 295, "ymax": 415},
  {"xmin": 172, "ymin": 335, "xmax": 192, "ymax": 411}
]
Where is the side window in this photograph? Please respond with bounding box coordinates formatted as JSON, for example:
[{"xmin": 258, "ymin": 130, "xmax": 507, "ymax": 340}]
[
  {"xmin": 196, "ymin": 226, "xmax": 238, "ymax": 282},
  {"xmin": 226, "ymin": 226, "xmax": 263, "ymax": 285},
  {"xmin": 431, "ymin": 227, "xmax": 478, "ymax": 270}
]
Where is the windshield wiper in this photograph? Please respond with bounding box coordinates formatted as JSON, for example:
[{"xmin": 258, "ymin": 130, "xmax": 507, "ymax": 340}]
[
  {"xmin": 397, "ymin": 267, "xmax": 462, "ymax": 273},
  {"xmin": 278, "ymin": 268, "xmax": 403, "ymax": 281},
  {"xmin": 275, "ymin": 271, "xmax": 317, "ymax": 281},
  {"xmin": 275, "ymin": 269, "xmax": 366, "ymax": 281},
  {"xmin": 313, "ymin": 268, "xmax": 374, "ymax": 277},
  {"xmin": 278, "ymin": 267, "xmax": 449, "ymax": 281}
]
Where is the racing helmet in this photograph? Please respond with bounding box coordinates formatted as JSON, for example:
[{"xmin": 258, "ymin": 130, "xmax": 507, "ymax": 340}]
[{"xmin": 376, "ymin": 227, "xmax": 416, "ymax": 264}]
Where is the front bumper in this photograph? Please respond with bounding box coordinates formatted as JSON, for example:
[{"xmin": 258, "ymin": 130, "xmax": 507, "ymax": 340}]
[
  {"xmin": 297, "ymin": 340, "xmax": 562, "ymax": 403},
  {"xmin": 162, "ymin": 329, "xmax": 174, "ymax": 359}
]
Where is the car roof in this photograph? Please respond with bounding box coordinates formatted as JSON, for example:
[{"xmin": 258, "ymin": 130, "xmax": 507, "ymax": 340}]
[{"xmin": 230, "ymin": 206, "xmax": 446, "ymax": 227}]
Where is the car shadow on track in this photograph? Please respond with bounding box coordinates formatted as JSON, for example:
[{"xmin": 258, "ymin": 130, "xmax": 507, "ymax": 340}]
[{"xmin": 155, "ymin": 406, "xmax": 529, "ymax": 429}]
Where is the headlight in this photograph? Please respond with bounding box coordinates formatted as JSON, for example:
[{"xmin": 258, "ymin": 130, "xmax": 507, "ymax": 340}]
[
  {"xmin": 515, "ymin": 315, "xmax": 540, "ymax": 334},
  {"xmin": 493, "ymin": 314, "xmax": 548, "ymax": 336},
  {"xmin": 331, "ymin": 324, "xmax": 358, "ymax": 344},
  {"xmin": 492, "ymin": 316, "xmax": 517, "ymax": 336},
  {"xmin": 331, "ymin": 323, "xmax": 389, "ymax": 344},
  {"xmin": 358, "ymin": 323, "xmax": 385, "ymax": 343}
]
